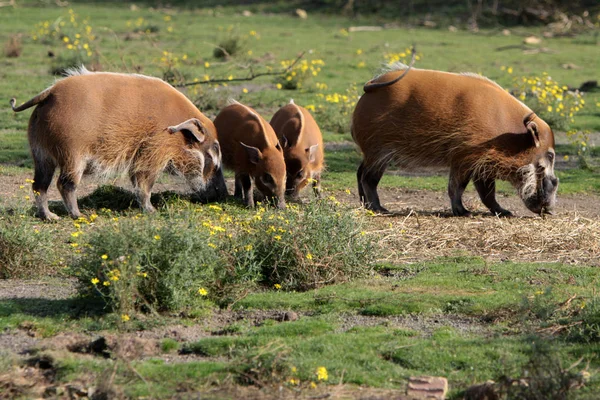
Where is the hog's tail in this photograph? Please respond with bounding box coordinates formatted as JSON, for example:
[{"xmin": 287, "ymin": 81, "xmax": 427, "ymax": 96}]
[
  {"xmin": 10, "ymin": 89, "xmax": 52, "ymax": 112},
  {"xmin": 363, "ymin": 44, "xmax": 417, "ymax": 93}
]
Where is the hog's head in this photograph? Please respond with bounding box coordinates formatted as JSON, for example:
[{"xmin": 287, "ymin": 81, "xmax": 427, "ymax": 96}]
[
  {"xmin": 280, "ymin": 135, "xmax": 319, "ymax": 198},
  {"xmin": 240, "ymin": 141, "xmax": 287, "ymax": 209},
  {"xmin": 168, "ymin": 118, "xmax": 227, "ymax": 201},
  {"xmin": 516, "ymin": 114, "xmax": 559, "ymax": 215}
]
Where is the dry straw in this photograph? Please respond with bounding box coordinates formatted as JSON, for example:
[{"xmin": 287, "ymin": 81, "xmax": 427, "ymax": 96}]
[{"xmin": 369, "ymin": 210, "xmax": 600, "ymax": 265}]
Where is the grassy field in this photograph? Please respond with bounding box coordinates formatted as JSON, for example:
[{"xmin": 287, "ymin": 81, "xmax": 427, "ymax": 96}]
[{"xmin": 1, "ymin": 2, "xmax": 600, "ymax": 399}]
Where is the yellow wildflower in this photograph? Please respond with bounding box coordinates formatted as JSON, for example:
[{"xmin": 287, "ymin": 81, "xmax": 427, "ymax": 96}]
[
  {"xmin": 121, "ymin": 314, "xmax": 130, "ymax": 322},
  {"xmin": 101, "ymin": 254, "xmax": 108, "ymax": 260},
  {"xmin": 274, "ymin": 283, "xmax": 282, "ymax": 290},
  {"xmin": 154, "ymin": 235, "xmax": 161, "ymax": 240},
  {"xmin": 198, "ymin": 287, "xmax": 208, "ymax": 296},
  {"xmin": 91, "ymin": 278, "xmax": 99, "ymax": 285},
  {"xmin": 316, "ymin": 366, "xmax": 328, "ymax": 381},
  {"xmin": 306, "ymin": 253, "xmax": 313, "ymax": 260}
]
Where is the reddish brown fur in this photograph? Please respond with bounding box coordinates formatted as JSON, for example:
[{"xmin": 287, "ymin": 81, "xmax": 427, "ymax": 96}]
[
  {"xmin": 214, "ymin": 101, "xmax": 286, "ymax": 208},
  {"xmin": 11, "ymin": 68, "xmax": 225, "ymax": 220},
  {"xmin": 352, "ymin": 67, "xmax": 558, "ymax": 216},
  {"xmin": 270, "ymin": 100, "xmax": 324, "ymax": 199}
]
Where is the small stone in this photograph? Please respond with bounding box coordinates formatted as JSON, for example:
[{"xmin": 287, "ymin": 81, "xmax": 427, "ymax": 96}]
[
  {"xmin": 242, "ymin": 10, "xmax": 252, "ymax": 17},
  {"xmin": 406, "ymin": 376, "xmax": 448, "ymax": 399},
  {"xmin": 523, "ymin": 36, "xmax": 541, "ymax": 45},
  {"xmin": 448, "ymin": 25, "xmax": 457, "ymax": 32},
  {"xmin": 282, "ymin": 311, "xmax": 298, "ymax": 321},
  {"xmin": 501, "ymin": 29, "xmax": 511, "ymax": 36},
  {"xmin": 295, "ymin": 9, "xmax": 307, "ymax": 19}
]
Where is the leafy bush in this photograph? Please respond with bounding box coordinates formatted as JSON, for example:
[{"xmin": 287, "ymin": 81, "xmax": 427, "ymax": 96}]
[
  {"xmin": 213, "ymin": 27, "xmax": 247, "ymax": 59},
  {"xmin": 219, "ymin": 199, "xmax": 375, "ymax": 293},
  {"xmin": 313, "ymin": 84, "xmax": 359, "ymax": 133},
  {"xmin": 273, "ymin": 58, "xmax": 325, "ymax": 90},
  {"xmin": 509, "ymin": 72, "xmax": 585, "ymax": 131},
  {"xmin": 520, "ymin": 288, "xmax": 600, "ymax": 343},
  {"xmin": 71, "ymin": 200, "xmax": 375, "ymax": 315},
  {"xmin": 71, "ymin": 211, "xmax": 220, "ymax": 316},
  {"xmin": 0, "ymin": 214, "xmax": 57, "ymax": 279}
]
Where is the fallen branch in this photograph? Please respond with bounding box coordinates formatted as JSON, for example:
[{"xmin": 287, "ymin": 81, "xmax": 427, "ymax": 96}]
[{"xmin": 176, "ymin": 51, "xmax": 306, "ymax": 88}]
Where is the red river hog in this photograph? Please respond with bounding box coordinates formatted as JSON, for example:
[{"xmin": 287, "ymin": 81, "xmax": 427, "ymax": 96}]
[
  {"xmin": 213, "ymin": 100, "xmax": 286, "ymax": 209},
  {"xmin": 352, "ymin": 64, "xmax": 558, "ymax": 217},
  {"xmin": 270, "ymin": 99, "xmax": 324, "ymax": 199},
  {"xmin": 10, "ymin": 66, "xmax": 226, "ymax": 220}
]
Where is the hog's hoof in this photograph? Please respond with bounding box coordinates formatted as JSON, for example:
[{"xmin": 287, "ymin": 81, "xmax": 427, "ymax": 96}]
[
  {"xmin": 365, "ymin": 204, "xmax": 389, "ymax": 214},
  {"xmin": 452, "ymin": 208, "xmax": 472, "ymax": 218},
  {"xmin": 39, "ymin": 212, "xmax": 60, "ymax": 221},
  {"xmin": 491, "ymin": 208, "xmax": 514, "ymax": 217}
]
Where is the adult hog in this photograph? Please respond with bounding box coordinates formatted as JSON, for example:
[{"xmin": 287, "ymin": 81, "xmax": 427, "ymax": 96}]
[
  {"xmin": 352, "ymin": 64, "xmax": 558, "ymax": 216},
  {"xmin": 10, "ymin": 66, "xmax": 226, "ymax": 220},
  {"xmin": 213, "ymin": 100, "xmax": 286, "ymax": 209},
  {"xmin": 270, "ymin": 99, "xmax": 324, "ymax": 199}
]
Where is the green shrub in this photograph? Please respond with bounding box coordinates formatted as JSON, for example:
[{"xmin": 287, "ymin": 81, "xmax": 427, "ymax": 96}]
[
  {"xmin": 0, "ymin": 212, "xmax": 57, "ymax": 279},
  {"xmin": 71, "ymin": 200, "xmax": 375, "ymax": 315},
  {"xmin": 213, "ymin": 27, "xmax": 246, "ymax": 59},
  {"xmin": 221, "ymin": 199, "xmax": 375, "ymax": 292},
  {"xmin": 71, "ymin": 211, "xmax": 221, "ymax": 316}
]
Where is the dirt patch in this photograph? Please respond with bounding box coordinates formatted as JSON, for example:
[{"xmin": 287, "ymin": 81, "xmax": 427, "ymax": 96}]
[
  {"xmin": 0, "ymin": 278, "xmax": 78, "ymax": 301},
  {"xmin": 335, "ymin": 313, "xmax": 491, "ymax": 337}
]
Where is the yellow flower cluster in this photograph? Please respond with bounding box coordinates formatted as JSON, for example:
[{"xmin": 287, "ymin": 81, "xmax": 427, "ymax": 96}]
[
  {"xmin": 158, "ymin": 50, "xmax": 188, "ymax": 70},
  {"xmin": 275, "ymin": 59, "xmax": 325, "ymax": 90},
  {"xmin": 384, "ymin": 47, "xmax": 420, "ymax": 65},
  {"xmin": 511, "ymin": 72, "xmax": 585, "ymax": 125},
  {"xmin": 31, "ymin": 9, "xmax": 95, "ymax": 57},
  {"xmin": 286, "ymin": 366, "xmax": 327, "ymax": 388}
]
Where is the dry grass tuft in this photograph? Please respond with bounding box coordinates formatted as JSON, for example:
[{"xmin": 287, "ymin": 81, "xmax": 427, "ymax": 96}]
[
  {"xmin": 371, "ymin": 211, "xmax": 600, "ymax": 264},
  {"xmin": 4, "ymin": 35, "xmax": 22, "ymax": 58}
]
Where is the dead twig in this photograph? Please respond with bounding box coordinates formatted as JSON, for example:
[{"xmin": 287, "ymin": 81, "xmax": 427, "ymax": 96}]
[{"xmin": 176, "ymin": 51, "xmax": 306, "ymax": 88}]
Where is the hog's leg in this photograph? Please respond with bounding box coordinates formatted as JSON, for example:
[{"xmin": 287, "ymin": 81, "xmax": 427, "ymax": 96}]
[
  {"xmin": 448, "ymin": 168, "xmax": 471, "ymax": 217},
  {"xmin": 236, "ymin": 173, "xmax": 254, "ymax": 207},
  {"xmin": 234, "ymin": 174, "xmax": 243, "ymax": 199},
  {"xmin": 473, "ymin": 176, "xmax": 513, "ymax": 217},
  {"xmin": 131, "ymin": 172, "xmax": 158, "ymax": 213},
  {"xmin": 360, "ymin": 162, "xmax": 388, "ymax": 213},
  {"xmin": 312, "ymin": 172, "xmax": 322, "ymax": 198},
  {"xmin": 32, "ymin": 153, "xmax": 59, "ymax": 221},
  {"xmin": 57, "ymin": 162, "xmax": 84, "ymax": 219},
  {"xmin": 357, "ymin": 162, "xmax": 366, "ymax": 204}
]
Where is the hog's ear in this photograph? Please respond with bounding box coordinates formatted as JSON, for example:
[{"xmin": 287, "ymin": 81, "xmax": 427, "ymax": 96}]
[
  {"xmin": 527, "ymin": 121, "xmax": 540, "ymax": 148},
  {"xmin": 240, "ymin": 142, "xmax": 262, "ymax": 165},
  {"xmin": 523, "ymin": 113, "xmax": 540, "ymax": 148},
  {"xmin": 280, "ymin": 135, "xmax": 289, "ymax": 149},
  {"xmin": 306, "ymin": 144, "xmax": 319, "ymax": 163},
  {"xmin": 168, "ymin": 118, "xmax": 207, "ymax": 144}
]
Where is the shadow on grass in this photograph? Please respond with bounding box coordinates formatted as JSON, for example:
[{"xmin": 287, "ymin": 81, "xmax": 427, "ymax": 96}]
[
  {"xmin": 0, "ymin": 296, "xmax": 106, "ymax": 319},
  {"xmin": 43, "ymin": 185, "xmax": 221, "ymax": 216}
]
